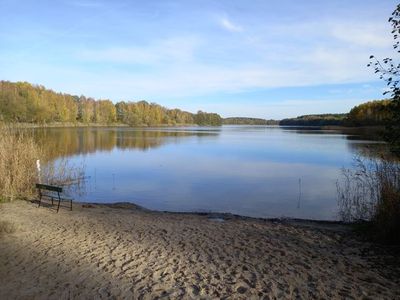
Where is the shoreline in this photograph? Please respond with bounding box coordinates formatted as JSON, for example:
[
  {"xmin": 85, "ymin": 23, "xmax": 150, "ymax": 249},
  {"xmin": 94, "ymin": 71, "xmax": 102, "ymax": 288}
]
[
  {"xmin": 1, "ymin": 122, "xmax": 387, "ymax": 130},
  {"xmin": 2, "ymin": 122, "xmax": 202, "ymax": 129},
  {"xmin": 97, "ymin": 201, "xmax": 350, "ymax": 229},
  {"xmin": 1, "ymin": 200, "xmax": 399, "ymax": 299}
]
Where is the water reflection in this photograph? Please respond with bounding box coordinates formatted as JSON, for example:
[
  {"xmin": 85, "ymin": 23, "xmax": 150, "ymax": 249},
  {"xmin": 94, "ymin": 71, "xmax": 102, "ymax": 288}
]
[
  {"xmin": 31, "ymin": 127, "xmax": 219, "ymax": 159},
  {"xmin": 30, "ymin": 126, "xmax": 386, "ymax": 220},
  {"xmin": 280, "ymin": 126, "xmax": 388, "ymax": 158},
  {"xmin": 281, "ymin": 125, "xmax": 385, "ymax": 141}
]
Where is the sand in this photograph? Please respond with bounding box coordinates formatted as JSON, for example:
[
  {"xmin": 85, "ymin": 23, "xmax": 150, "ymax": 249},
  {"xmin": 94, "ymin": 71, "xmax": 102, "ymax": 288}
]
[{"xmin": 0, "ymin": 200, "xmax": 399, "ymax": 299}]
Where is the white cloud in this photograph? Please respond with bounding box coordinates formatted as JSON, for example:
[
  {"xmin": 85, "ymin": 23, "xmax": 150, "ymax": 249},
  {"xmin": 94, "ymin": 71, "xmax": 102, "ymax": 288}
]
[
  {"xmin": 70, "ymin": 20, "xmax": 393, "ymax": 99},
  {"xmin": 331, "ymin": 22, "xmax": 392, "ymax": 48},
  {"xmin": 218, "ymin": 16, "xmax": 243, "ymax": 32},
  {"xmin": 77, "ymin": 37, "xmax": 201, "ymax": 64}
]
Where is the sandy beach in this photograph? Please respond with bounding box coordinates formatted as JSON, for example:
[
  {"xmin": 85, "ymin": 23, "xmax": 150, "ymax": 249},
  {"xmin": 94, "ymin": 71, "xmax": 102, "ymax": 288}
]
[{"xmin": 0, "ymin": 200, "xmax": 399, "ymax": 299}]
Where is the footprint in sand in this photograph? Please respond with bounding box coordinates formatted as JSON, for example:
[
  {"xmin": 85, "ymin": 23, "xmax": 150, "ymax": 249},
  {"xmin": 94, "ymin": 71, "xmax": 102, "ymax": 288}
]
[
  {"xmin": 190, "ymin": 284, "xmax": 200, "ymax": 297},
  {"xmin": 236, "ymin": 286, "xmax": 248, "ymax": 294}
]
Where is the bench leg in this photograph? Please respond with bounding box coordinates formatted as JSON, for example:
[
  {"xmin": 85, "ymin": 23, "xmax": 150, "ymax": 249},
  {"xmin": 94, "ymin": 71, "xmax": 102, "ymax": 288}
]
[
  {"xmin": 70, "ymin": 199, "xmax": 72, "ymax": 211},
  {"xmin": 38, "ymin": 193, "xmax": 42, "ymax": 208},
  {"xmin": 57, "ymin": 192, "xmax": 61, "ymax": 213}
]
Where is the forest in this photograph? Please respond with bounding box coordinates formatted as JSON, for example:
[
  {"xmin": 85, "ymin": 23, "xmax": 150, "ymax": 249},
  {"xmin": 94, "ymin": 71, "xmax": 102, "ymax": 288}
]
[
  {"xmin": 0, "ymin": 81, "xmax": 222, "ymax": 126},
  {"xmin": 344, "ymin": 100, "xmax": 392, "ymax": 126},
  {"xmin": 279, "ymin": 114, "xmax": 347, "ymax": 126},
  {"xmin": 0, "ymin": 81, "xmax": 394, "ymax": 128},
  {"xmin": 223, "ymin": 117, "xmax": 278, "ymax": 125},
  {"xmin": 279, "ymin": 100, "xmax": 393, "ymax": 127}
]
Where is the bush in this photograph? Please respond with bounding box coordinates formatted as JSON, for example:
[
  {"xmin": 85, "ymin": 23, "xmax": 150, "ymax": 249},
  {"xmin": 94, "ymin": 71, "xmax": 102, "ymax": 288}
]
[{"xmin": 337, "ymin": 156, "xmax": 400, "ymax": 244}]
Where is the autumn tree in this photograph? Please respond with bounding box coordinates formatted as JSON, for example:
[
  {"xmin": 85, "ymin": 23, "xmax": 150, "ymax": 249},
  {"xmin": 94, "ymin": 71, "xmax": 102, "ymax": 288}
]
[
  {"xmin": 0, "ymin": 80, "xmax": 223, "ymax": 126},
  {"xmin": 345, "ymin": 100, "xmax": 392, "ymax": 126}
]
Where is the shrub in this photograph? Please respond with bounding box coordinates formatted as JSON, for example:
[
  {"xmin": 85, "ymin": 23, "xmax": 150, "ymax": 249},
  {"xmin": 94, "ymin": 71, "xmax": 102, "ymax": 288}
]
[{"xmin": 337, "ymin": 156, "xmax": 400, "ymax": 244}]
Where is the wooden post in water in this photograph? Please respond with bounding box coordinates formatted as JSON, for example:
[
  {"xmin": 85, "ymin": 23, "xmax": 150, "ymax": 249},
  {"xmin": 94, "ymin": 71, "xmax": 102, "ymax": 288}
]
[{"xmin": 297, "ymin": 178, "xmax": 302, "ymax": 209}]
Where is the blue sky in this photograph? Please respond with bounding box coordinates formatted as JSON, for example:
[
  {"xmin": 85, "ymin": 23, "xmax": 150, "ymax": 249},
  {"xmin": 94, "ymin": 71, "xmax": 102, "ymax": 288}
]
[{"xmin": 0, "ymin": 0, "xmax": 397, "ymax": 119}]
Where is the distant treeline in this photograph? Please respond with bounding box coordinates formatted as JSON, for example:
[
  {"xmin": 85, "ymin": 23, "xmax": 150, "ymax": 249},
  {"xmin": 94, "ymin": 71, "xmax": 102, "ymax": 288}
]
[
  {"xmin": 279, "ymin": 100, "xmax": 392, "ymax": 127},
  {"xmin": 0, "ymin": 81, "xmax": 394, "ymax": 128},
  {"xmin": 279, "ymin": 114, "xmax": 347, "ymax": 126},
  {"xmin": 0, "ymin": 81, "xmax": 222, "ymax": 126},
  {"xmin": 223, "ymin": 100, "xmax": 393, "ymax": 127},
  {"xmin": 223, "ymin": 117, "xmax": 278, "ymax": 125}
]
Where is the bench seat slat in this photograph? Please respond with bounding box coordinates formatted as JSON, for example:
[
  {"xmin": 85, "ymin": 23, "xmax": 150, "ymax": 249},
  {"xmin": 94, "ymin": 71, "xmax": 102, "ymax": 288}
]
[{"xmin": 36, "ymin": 183, "xmax": 62, "ymax": 193}]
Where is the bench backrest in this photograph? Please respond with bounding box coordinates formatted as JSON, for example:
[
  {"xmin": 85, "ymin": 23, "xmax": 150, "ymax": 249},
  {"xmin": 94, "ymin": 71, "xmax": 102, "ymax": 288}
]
[{"xmin": 36, "ymin": 183, "xmax": 62, "ymax": 193}]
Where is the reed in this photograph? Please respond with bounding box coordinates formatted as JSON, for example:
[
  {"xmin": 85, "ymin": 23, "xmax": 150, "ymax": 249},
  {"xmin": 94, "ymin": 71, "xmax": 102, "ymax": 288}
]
[
  {"xmin": 40, "ymin": 158, "xmax": 86, "ymax": 197},
  {"xmin": 0, "ymin": 125, "xmax": 42, "ymax": 201},
  {"xmin": 337, "ymin": 156, "xmax": 400, "ymax": 244}
]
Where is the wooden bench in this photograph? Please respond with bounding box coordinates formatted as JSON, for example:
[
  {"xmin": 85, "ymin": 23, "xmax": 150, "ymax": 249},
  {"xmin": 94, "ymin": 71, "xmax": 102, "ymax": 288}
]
[{"xmin": 36, "ymin": 183, "xmax": 72, "ymax": 212}]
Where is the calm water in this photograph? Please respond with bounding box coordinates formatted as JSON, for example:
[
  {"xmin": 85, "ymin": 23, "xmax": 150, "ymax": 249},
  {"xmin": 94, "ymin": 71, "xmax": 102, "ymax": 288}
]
[{"xmin": 32, "ymin": 126, "xmax": 385, "ymax": 220}]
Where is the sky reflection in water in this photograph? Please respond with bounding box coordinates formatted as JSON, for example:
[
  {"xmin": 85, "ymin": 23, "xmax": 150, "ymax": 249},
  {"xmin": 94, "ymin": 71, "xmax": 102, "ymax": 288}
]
[{"xmin": 34, "ymin": 126, "xmax": 384, "ymax": 220}]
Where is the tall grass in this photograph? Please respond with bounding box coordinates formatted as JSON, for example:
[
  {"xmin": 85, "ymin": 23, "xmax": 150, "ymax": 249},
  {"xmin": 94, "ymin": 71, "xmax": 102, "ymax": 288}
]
[
  {"xmin": 0, "ymin": 125, "xmax": 42, "ymax": 201},
  {"xmin": 0, "ymin": 125, "xmax": 85, "ymax": 201},
  {"xmin": 337, "ymin": 156, "xmax": 400, "ymax": 244}
]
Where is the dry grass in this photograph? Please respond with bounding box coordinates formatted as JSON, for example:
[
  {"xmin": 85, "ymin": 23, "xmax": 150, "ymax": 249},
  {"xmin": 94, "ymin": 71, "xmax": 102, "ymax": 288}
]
[
  {"xmin": 337, "ymin": 156, "xmax": 400, "ymax": 244},
  {"xmin": 0, "ymin": 125, "xmax": 42, "ymax": 201}
]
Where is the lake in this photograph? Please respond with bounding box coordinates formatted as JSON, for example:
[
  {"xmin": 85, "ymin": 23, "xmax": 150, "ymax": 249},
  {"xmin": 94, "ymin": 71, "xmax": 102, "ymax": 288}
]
[{"xmin": 32, "ymin": 126, "xmax": 385, "ymax": 220}]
